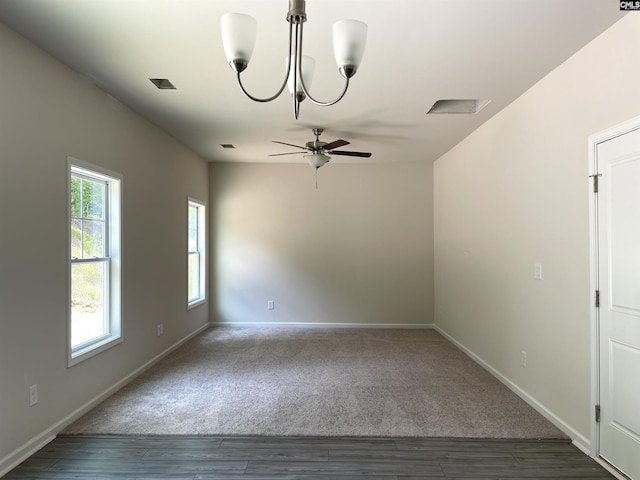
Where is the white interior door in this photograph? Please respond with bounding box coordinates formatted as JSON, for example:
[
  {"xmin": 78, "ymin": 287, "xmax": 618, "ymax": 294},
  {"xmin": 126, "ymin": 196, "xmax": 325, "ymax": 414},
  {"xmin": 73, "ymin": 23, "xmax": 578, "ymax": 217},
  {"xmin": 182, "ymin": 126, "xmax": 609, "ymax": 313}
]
[{"xmin": 597, "ymin": 125, "xmax": 640, "ymax": 479}]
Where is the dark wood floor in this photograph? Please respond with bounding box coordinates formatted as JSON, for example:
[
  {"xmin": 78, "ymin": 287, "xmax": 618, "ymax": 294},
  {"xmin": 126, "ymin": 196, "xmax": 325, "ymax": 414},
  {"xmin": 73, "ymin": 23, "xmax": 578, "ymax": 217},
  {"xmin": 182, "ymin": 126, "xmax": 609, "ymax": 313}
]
[{"xmin": 4, "ymin": 435, "xmax": 615, "ymax": 479}]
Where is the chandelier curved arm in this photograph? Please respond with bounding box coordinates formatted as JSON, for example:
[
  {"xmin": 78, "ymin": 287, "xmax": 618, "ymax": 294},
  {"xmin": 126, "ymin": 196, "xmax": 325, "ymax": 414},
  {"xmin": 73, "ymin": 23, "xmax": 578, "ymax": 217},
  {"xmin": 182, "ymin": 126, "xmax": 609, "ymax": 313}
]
[
  {"xmin": 235, "ymin": 22, "xmax": 295, "ymax": 103},
  {"xmin": 295, "ymin": 22, "xmax": 351, "ymax": 107}
]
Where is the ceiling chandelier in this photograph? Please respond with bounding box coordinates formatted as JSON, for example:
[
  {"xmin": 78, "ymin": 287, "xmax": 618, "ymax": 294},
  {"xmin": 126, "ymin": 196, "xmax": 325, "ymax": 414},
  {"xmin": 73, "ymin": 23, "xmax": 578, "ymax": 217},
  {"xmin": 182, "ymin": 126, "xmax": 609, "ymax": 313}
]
[{"xmin": 221, "ymin": 0, "xmax": 367, "ymax": 119}]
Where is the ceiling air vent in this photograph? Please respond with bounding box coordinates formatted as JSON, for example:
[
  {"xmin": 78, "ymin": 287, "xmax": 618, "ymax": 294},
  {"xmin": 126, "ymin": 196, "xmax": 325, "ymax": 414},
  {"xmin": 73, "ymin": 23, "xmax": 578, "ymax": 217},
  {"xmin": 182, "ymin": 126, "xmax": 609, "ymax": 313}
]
[
  {"xmin": 149, "ymin": 78, "xmax": 176, "ymax": 90},
  {"xmin": 220, "ymin": 144, "xmax": 235, "ymax": 149},
  {"xmin": 427, "ymin": 99, "xmax": 490, "ymax": 114}
]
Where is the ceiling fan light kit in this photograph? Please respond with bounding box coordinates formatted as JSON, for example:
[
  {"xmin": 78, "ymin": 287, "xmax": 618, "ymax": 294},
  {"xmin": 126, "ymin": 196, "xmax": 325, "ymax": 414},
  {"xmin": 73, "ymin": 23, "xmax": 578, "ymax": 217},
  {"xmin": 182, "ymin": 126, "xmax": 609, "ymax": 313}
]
[
  {"xmin": 221, "ymin": 0, "xmax": 367, "ymax": 119},
  {"xmin": 304, "ymin": 153, "xmax": 331, "ymax": 168}
]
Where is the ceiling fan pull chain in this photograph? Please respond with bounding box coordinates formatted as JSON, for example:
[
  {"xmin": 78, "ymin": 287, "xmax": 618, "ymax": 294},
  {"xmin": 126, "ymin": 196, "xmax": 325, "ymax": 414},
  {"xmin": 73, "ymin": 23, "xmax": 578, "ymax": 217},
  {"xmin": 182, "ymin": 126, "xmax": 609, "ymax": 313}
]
[{"xmin": 315, "ymin": 167, "xmax": 319, "ymax": 190}]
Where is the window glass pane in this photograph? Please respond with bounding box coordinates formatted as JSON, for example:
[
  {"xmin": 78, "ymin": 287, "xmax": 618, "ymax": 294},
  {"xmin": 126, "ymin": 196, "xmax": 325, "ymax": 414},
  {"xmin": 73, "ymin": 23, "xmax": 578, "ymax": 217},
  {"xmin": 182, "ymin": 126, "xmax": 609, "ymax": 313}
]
[
  {"xmin": 188, "ymin": 205, "xmax": 198, "ymax": 252},
  {"xmin": 71, "ymin": 176, "xmax": 81, "ymax": 217},
  {"xmin": 71, "ymin": 219, "xmax": 82, "ymax": 259},
  {"xmin": 69, "ymin": 161, "xmax": 122, "ymax": 365},
  {"xmin": 84, "ymin": 179, "xmax": 105, "ymax": 220},
  {"xmin": 83, "ymin": 219, "xmax": 105, "ymax": 258},
  {"xmin": 71, "ymin": 261, "xmax": 107, "ymax": 348},
  {"xmin": 188, "ymin": 252, "xmax": 199, "ymax": 301},
  {"xmin": 187, "ymin": 199, "xmax": 205, "ymax": 308}
]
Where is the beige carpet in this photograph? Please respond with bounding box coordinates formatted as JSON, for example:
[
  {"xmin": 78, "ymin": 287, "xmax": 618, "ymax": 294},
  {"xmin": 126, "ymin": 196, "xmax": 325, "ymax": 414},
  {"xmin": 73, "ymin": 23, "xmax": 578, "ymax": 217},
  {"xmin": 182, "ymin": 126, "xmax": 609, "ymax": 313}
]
[{"xmin": 64, "ymin": 327, "xmax": 566, "ymax": 439}]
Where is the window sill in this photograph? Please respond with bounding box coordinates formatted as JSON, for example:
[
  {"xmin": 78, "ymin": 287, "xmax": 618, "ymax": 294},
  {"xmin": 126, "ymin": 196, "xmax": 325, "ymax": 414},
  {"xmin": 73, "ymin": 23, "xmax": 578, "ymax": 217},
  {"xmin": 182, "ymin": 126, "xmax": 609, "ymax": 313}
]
[
  {"xmin": 68, "ymin": 335, "xmax": 122, "ymax": 367},
  {"xmin": 187, "ymin": 298, "xmax": 206, "ymax": 311}
]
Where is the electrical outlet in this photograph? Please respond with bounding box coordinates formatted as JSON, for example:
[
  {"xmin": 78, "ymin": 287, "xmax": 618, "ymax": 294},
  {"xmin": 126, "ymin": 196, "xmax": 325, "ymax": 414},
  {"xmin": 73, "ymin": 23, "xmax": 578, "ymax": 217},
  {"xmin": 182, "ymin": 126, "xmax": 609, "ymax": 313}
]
[
  {"xmin": 157, "ymin": 324, "xmax": 164, "ymax": 336},
  {"xmin": 267, "ymin": 300, "xmax": 274, "ymax": 310},
  {"xmin": 29, "ymin": 384, "xmax": 38, "ymax": 406},
  {"xmin": 521, "ymin": 351, "xmax": 527, "ymax": 368}
]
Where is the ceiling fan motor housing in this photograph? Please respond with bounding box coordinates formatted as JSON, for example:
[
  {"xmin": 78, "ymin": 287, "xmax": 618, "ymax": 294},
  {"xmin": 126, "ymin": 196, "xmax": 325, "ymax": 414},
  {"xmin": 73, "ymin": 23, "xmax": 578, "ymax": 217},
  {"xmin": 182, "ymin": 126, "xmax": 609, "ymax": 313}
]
[{"xmin": 307, "ymin": 140, "xmax": 327, "ymax": 151}]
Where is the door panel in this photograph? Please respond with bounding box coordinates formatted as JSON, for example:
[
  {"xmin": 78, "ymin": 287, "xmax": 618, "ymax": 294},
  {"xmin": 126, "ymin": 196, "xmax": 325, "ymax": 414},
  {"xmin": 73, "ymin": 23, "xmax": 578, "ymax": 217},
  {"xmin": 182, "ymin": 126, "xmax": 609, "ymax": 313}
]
[
  {"xmin": 610, "ymin": 340, "xmax": 640, "ymax": 440},
  {"xmin": 609, "ymin": 157, "xmax": 640, "ymax": 313},
  {"xmin": 597, "ymin": 126, "xmax": 640, "ymax": 479}
]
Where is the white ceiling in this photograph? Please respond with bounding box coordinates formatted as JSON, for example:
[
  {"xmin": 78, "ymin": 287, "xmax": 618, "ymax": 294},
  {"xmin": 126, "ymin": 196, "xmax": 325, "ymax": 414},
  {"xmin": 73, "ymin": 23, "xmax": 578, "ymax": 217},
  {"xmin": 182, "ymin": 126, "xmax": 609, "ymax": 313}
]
[{"xmin": 0, "ymin": 0, "xmax": 626, "ymax": 165}]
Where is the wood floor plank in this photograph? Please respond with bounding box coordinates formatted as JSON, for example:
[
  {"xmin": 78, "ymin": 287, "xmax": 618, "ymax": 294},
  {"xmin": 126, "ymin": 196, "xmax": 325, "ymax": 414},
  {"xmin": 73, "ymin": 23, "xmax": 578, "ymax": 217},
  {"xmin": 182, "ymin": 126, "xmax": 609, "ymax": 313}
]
[
  {"xmin": 143, "ymin": 447, "xmax": 328, "ymax": 462},
  {"xmin": 30, "ymin": 446, "xmax": 149, "ymax": 460},
  {"xmin": 329, "ymin": 448, "xmax": 516, "ymax": 463},
  {"xmin": 58, "ymin": 459, "xmax": 246, "ymax": 473},
  {"xmin": 2, "ymin": 435, "xmax": 616, "ymax": 480},
  {"xmin": 219, "ymin": 436, "xmax": 397, "ymax": 450},
  {"xmin": 395, "ymin": 438, "xmax": 574, "ymax": 452},
  {"xmin": 194, "ymin": 476, "xmax": 398, "ymax": 480},
  {"xmin": 244, "ymin": 459, "xmax": 445, "ymax": 476},
  {"xmin": 54, "ymin": 435, "xmax": 223, "ymax": 449},
  {"xmin": 440, "ymin": 462, "xmax": 612, "ymax": 477}
]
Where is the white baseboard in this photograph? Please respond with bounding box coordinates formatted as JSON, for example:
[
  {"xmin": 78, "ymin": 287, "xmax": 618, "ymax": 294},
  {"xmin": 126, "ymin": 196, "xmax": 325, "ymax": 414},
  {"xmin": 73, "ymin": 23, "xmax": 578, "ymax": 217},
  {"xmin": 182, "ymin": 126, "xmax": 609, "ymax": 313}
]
[
  {"xmin": 0, "ymin": 323, "xmax": 210, "ymax": 478},
  {"xmin": 210, "ymin": 321, "xmax": 436, "ymax": 329},
  {"xmin": 433, "ymin": 325, "xmax": 591, "ymax": 452}
]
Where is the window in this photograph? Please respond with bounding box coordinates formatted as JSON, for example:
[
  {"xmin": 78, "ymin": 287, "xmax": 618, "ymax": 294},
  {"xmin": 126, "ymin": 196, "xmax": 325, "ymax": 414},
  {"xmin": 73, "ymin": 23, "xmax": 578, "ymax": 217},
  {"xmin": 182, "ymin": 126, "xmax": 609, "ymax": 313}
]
[
  {"xmin": 187, "ymin": 198, "xmax": 206, "ymax": 309},
  {"xmin": 68, "ymin": 158, "xmax": 122, "ymax": 366}
]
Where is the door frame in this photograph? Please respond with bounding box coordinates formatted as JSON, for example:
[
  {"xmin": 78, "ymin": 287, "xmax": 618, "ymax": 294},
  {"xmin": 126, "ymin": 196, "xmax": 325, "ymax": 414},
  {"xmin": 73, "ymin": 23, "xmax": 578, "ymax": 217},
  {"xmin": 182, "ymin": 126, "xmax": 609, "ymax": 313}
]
[{"xmin": 588, "ymin": 114, "xmax": 640, "ymax": 461}]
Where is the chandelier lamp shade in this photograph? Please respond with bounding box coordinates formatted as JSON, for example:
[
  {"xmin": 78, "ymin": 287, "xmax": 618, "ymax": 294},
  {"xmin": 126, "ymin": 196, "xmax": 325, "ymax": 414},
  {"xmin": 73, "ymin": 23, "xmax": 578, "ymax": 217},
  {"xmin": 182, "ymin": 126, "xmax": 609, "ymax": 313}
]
[{"xmin": 221, "ymin": 0, "xmax": 367, "ymax": 119}]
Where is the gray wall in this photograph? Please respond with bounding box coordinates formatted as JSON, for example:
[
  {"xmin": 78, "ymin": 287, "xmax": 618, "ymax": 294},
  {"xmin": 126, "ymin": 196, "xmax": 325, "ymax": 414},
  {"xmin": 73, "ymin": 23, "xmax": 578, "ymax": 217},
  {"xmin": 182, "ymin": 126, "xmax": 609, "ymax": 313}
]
[
  {"xmin": 0, "ymin": 22, "xmax": 209, "ymax": 469},
  {"xmin": 209, "ymin": 162, "xmax": 434, "ymax": 326},
  {"xmin": 434, "ymin": 14, "xmax": 640, "ymax": 447}
]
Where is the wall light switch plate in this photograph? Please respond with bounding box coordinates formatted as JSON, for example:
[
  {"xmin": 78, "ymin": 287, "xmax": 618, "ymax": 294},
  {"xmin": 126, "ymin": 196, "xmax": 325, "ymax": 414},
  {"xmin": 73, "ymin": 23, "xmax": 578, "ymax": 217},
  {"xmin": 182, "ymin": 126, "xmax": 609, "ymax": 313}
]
[
  {"xmin": 267, "ymin": 300, "xmax": 274, "ymax": 310},
  {"xmin": 29, "ymin": 384, "xmax": 38, "ymax": 406},
  {"xmin": 534, "ymin": 263, "xmax": 542, "ymax": 280}
]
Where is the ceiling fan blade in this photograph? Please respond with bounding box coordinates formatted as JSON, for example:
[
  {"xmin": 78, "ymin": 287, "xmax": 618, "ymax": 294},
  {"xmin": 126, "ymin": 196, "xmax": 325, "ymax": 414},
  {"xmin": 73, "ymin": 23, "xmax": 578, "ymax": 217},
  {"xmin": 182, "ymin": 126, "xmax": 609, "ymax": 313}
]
[
  {"xmin": 328, "ymin": 150, "xmax": 372, "ymax": 158},
  {"xmin": 322, "ymin": 139, "xmax": 350, "ymax": 150},
  {"xmin": 268, "ymin": 151, "xmax": 307, "ymax": 156},
  {"xmin": 272, "ymin": 140, "xmax": 307, "ymax": 150}
]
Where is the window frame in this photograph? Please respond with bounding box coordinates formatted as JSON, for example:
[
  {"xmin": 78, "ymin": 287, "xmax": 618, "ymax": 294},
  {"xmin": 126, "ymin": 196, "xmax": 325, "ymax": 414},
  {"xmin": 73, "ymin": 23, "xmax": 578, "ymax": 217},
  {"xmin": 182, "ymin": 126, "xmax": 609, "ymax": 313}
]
[
  {"xmin": 68, "ymin": 157, "xmax": 122, "ymax": 367},
  {"xmin": 187, "ymin": 197, "xmax": 206, "ymax": 309}
]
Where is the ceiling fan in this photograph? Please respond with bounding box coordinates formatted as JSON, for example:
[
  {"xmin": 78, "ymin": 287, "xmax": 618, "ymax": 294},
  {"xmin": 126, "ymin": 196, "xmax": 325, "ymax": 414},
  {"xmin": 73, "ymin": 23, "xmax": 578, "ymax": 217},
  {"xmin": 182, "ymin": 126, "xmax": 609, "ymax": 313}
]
[{"xmin": 269, "ymin": 128, "xmax": 372, "ymax": 168}]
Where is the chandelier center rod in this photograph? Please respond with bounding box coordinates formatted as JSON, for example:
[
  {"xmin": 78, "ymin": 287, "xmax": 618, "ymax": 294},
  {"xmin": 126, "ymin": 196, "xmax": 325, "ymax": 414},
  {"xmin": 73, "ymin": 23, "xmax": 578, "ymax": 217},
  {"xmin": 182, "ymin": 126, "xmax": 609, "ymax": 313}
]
[{"xmin": 287, "ymin": 0, "xmax": 307, "ymax": 24}]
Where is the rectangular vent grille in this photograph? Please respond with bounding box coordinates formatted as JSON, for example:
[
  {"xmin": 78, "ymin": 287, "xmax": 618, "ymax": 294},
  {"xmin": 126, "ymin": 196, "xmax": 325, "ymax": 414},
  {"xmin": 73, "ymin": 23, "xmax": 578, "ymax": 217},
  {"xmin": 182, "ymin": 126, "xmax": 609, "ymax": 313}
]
[
  {"xmin": 428, "ymin": 99, "xmax": 490, "ymax": 114},
  {"xmin": 150, "ymin": 78, "xmax": 176, "ymax": 90}
]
